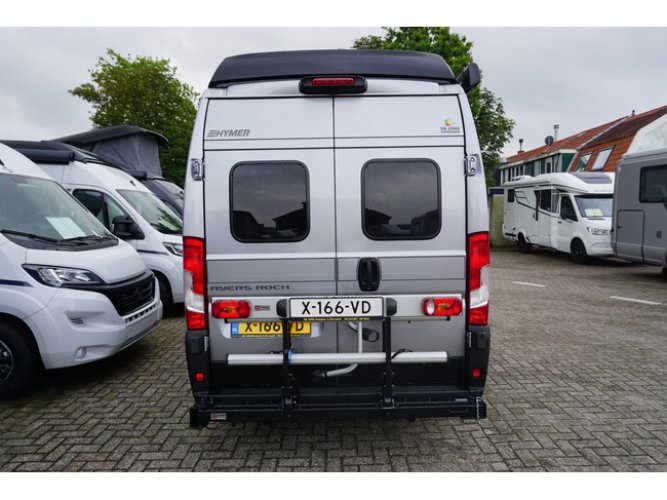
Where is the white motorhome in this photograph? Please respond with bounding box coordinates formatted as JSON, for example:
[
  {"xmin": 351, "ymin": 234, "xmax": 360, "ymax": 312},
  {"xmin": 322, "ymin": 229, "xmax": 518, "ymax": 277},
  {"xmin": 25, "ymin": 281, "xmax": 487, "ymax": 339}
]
[
  {"xmin": 2, "ymin": 141, "xmax": 184, "ymax": 310},
  {"xmin": 503, "ymin": 172, "xmax": 615, "ymax": 264},
  {"xmin": 0, "ymin": 144, "xmax": 161, "ymax": 398},
  {"xmin": 183, "ymin": 50, "xmax": 491, "ymax": 425},
  {"xmin": 612, "ymin": 114, "xmax": 667, "ymax": 276}
]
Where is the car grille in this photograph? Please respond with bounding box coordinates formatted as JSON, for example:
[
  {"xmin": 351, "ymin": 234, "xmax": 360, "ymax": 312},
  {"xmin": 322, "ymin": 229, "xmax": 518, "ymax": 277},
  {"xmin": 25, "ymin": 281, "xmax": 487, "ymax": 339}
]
[{"xmin": 65, "ymin": 271, "xmax": 156, "ymax": 317}]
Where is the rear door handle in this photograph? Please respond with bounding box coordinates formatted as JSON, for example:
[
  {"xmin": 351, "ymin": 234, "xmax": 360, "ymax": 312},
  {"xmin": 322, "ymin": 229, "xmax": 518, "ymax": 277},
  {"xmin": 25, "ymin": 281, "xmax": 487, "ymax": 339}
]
[{"xmin": 357, "ymin": 258, "xmax": 381, "ymax": 292}]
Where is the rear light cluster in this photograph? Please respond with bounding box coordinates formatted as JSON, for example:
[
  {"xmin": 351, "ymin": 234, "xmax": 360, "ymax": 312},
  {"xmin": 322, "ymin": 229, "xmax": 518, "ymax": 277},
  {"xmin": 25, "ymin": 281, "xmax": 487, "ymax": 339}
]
[
  {"xmin": 422, "ymin": 297, "xmax": 462, "ymax": 317},
  {"xmin": 468, "ymin": 232, "xmax": 490, "ymax": 326},
  {"xmin": 183, "ymin": 237, "xmax": 207, "ymax": 330},
  {"xmin": 212, "ymin": 300, "xmax": 250, "ymax": 319}
]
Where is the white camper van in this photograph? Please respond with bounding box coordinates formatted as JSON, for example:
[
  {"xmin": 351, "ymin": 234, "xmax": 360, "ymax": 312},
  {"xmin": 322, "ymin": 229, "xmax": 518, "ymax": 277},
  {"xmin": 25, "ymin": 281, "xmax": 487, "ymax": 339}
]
[
  {"xmin": 612, "ymin": 115, "xmax": 667, "ymax": 276},
  {"xmin": 0, "ymin": 144, "xmax": 162, "ymax": 399},
  {"xmin": 503, "ymin": 172, "xmax": 615, "ymax": 264},
  {"xmin": 183, "ymin": 50, "xmax": 491, "ymax": 425},
  {"xmin": 2, "ymin": 141, "xmax": 184, "ymax": 310}
]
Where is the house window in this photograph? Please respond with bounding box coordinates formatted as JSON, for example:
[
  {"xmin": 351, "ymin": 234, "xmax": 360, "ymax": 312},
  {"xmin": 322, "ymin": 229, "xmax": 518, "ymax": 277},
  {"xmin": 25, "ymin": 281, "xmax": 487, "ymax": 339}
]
[
  {"xmin": 590, "ymin": 147, "xmax": 614, "ymax": 171},
  {"xmin": 574, "ymin": 153, "xmax": 592, "ymax": 171}
]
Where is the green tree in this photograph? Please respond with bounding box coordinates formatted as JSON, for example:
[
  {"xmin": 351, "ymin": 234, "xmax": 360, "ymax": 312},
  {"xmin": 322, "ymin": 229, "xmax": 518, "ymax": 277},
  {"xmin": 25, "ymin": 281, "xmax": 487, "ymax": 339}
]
[
  {"xmin": 354, "ymin": 27, "xmax": 514, "ymax": 184},
  {"xmin": 70, "ymin": 49, "xmax": 198, "ymax": 186}
]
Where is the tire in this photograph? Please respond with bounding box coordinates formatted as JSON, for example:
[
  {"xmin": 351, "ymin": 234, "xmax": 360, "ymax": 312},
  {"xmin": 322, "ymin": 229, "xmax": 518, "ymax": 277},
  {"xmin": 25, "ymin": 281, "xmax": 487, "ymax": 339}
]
[
  {"xmin": 517, "ymin": 233, "xmax": 531, "ymax": 253},
  {"xmin": 0, "ymin": 321, "xmax": 42, "ymax": 400},
  {"xmin": 571, "ymin": 239, "xmax": 589, "ymax": 265},
  {"xmin": 157, "ymin": 275, "xmax": 173, "ymax": 313}
]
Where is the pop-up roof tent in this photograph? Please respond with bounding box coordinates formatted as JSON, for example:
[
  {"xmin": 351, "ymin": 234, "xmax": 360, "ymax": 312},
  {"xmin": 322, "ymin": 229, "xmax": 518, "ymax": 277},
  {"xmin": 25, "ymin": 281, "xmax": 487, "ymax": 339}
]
[
  {"xmin": 54, "ymin": 125, "xmax": 184, "ymax": 216},
  {"xmin": 54, "ymin": 125, "xmax": 168, "ymax": 177}
]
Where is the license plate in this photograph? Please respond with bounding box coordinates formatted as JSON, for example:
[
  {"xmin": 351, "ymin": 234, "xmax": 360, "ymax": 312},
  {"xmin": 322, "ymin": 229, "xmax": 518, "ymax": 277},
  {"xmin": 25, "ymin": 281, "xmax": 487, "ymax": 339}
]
[
  {"xmin": 230, "ymin": 322, "xmax": 311, "ymax": 336},
  {"xmin": 289, "ymin": 297, "xmax": 383, "ymax": 320}
]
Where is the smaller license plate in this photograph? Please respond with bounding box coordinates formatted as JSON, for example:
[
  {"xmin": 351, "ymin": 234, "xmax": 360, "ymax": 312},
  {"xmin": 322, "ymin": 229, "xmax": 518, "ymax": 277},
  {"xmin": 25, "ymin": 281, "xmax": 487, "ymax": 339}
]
[
  {"xmin": 230, "ymin": 322, "xmax": 311, "ymax": 337},
  {"xmin": 289, "ymin": 297, "xmax": 383, "ymax": 320}
]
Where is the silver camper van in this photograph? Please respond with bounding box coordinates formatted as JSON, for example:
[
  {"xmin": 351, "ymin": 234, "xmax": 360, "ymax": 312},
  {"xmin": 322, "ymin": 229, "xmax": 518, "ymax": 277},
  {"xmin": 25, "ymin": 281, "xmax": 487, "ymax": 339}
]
[
  {"xmin": 612, "ymin": 115, "xmax": 667, "ymax": 276},
  {"xmin": 183, "ymin": 50, "xmax": 491, "ymax": 425}
]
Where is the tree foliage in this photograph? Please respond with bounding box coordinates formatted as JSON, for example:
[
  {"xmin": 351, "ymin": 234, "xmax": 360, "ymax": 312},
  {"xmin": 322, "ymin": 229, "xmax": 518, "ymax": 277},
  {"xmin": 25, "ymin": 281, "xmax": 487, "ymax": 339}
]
[
  {"xmin": 70, "ymin": 49, "xmax": 198, "ymax": 185},
  {"xmin": 354, "ymin": 27, "xmax": 514, "ymax": 184}
]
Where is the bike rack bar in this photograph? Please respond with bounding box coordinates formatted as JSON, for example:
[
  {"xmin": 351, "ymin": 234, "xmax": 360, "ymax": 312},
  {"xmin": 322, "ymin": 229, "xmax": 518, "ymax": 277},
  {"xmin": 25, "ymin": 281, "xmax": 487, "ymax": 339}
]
[
  {"xmin": 382, "ymin": 316, "xmax": 394, "ymax": 407},
  {"xmin": 226, "ymin": 351, "xmax": 449, "ymax": 366},
  {"xmin": 281, "ymin": 317, "xmax": 294, "ymax": 413}
]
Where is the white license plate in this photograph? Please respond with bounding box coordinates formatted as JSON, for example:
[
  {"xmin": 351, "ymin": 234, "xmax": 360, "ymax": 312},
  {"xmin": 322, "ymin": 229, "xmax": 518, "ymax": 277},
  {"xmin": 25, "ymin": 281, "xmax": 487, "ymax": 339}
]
[{"xmin": 289, "ymin": 297, "xmax": 383, "ymax": 320}]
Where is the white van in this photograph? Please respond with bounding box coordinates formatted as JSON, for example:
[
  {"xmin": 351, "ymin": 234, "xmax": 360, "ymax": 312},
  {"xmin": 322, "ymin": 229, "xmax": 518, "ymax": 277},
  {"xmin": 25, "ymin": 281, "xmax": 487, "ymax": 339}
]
[
  {"xmin": 503, "ymin": 172, "xmax": 615, "ymax": 264},
  {"xmin": 183, "ymin": 50, "xmax": 491, "ymax": 425},
  {"xmin": 0, "ymin": 144, "xmax": 162, "ymax": 399},
  {"xmin": 2, "ymin": 141, "xmax": 184, "ymax": 310}
]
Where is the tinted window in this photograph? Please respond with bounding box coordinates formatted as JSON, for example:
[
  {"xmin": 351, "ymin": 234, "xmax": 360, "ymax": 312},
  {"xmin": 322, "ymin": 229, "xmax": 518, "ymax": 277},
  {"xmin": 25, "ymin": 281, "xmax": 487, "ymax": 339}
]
[
  {"xmin": 74, "ymin": 190, "xmax": 129, "ymax": 229},
  {"xmin": 362, "ymin": 160, "xmax": 440, "ymax": 240},
  {"xmin": 640, "ymin": 165, "xmax": 667, "ymax": 202},
  {"xmin": 507, "ymin": 189, "xmax": 515, "ymax": 203},
  {"xmin": 560, "ymin": 196, "xmax": 577, "ymax": 221},
  {"xmin": 231, "ymin": 162, "xmax": 308, "ymax": 242},
  {"xmin": 538, "ymin": 189, "xmax": 552, "ymax": 211}
]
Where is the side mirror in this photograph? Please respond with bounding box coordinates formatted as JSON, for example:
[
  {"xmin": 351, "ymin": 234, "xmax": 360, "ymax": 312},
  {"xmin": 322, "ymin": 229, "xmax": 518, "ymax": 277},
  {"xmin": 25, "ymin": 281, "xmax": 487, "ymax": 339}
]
[
  {"xmin": 111, "ymin": 215, "xmax": 145, "ymax": 240},
  {"xmin": 456, "ymin": 63, "xmax": 481, "ymax": 94}
]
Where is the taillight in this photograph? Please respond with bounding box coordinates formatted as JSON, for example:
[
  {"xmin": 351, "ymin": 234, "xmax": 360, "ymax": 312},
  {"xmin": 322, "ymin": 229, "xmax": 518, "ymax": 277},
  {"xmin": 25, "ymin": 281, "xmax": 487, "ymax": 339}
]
[
  {"xmin": 468, "ymin": 232, "xmax": 490, "ymax": 326},
  {"xmin": 184, "ymin": 237, "xmax": 206, "ymax": 330},
  {"xmin": 422, "ymin": 297, "xmax": 463, "ymax": 317},
  {"xmin": 299, "ymin": 75, "xmax": 367, "ymax": 94},
  {"xmin": 212, "ymin": 300, "xmax": 251, "ymax": 319}
]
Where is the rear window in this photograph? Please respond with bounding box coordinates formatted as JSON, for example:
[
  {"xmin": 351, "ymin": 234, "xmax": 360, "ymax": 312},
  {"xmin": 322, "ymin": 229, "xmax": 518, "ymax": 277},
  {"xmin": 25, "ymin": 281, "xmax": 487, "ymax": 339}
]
[
  {"xmin": 230, "ymin": 162, "xmax": 309, "ymax": 242},
  {"xmin": 640, "ymin": 165, "xmax": 667, "ymax": 203},
  {"xmin": 362, "ymin": 159, "xmax": 440, "ymax": 240}
]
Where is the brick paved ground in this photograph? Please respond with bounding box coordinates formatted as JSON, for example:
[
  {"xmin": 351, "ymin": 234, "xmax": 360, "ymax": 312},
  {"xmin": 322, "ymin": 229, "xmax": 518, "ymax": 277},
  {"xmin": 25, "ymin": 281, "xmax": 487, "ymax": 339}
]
[{"xmin": 1, "ymin": 248, "xmax": 666, "ymax": 471}]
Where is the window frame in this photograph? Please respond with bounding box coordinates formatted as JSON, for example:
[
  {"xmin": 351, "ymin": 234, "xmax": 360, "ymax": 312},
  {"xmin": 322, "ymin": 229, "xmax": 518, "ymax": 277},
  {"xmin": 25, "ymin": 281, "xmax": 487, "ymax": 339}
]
[
  {"xmin": 639, "ymin": 164, "xmax": 667, "ymax": 203},
  {"xmin": 590, "ymin": 147, "xmax": 614, "ymax": 171},
  {"xmin": 229, "ymin": 160, "xmax": 311, "ymax": 244},
  {"xmin": 361, "ymin": 158, "xmax": 442, "ymax": 241}
]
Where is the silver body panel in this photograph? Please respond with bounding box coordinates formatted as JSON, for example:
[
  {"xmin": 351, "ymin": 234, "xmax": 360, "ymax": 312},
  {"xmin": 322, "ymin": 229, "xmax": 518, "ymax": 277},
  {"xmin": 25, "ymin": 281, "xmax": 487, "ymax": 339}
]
[{"xmin": 185, "ymin": 78, "xmax": 489, "ymax": 362}]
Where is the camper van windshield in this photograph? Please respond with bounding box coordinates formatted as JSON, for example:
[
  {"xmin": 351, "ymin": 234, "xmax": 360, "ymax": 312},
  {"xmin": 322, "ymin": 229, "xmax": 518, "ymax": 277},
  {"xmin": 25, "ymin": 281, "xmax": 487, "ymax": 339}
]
[
  {"xmin": 574, "ymin": 195, "xmax": 613, "ymax": 219},
  {"xmin": 118, "ymin": 189, "xmax": 183, "ymax": 235},
  {"xmin": 0, "ymin": 174, "xmax": 115, "ymax": 249}
]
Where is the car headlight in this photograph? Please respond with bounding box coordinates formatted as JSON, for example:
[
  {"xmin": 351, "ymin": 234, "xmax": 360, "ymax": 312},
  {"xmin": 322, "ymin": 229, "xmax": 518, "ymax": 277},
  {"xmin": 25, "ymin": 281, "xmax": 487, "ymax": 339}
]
[
  {"xmin": 586, "ymin": 227, "xmax": 610, "ymax": 236},
  {"xmin": 23, "ymin": 265, "xmax": 104, "ymax": 288},
  {"xmin": 163, "ymin": 242, "xmax": 183, "ymax": 257}
]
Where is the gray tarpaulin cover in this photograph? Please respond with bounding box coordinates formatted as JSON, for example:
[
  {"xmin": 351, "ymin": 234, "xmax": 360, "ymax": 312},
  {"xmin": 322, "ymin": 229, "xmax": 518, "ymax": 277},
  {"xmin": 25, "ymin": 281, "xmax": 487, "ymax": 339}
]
[
  {"xmin": 54, "ymin": 125, "xmax": 168, "ymax": 177},
  {"xmin": 87, "ymin": 134, "xmax": 162, "ymax": 176}
]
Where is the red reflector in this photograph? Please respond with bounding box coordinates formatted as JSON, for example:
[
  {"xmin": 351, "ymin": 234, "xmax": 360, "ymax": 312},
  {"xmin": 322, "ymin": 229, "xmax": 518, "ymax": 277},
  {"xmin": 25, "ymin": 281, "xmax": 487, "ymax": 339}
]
[
  {"xmin": 312, "ymin": 77, "xmax": 355, "ymax": 86},
  {"xmin": 212, "ymin": 300, "xmax": 251, "ymax": 319},
  {"xmin": 422, "ymin": 297, "xmax": 463, "ymax": 317},
  {"xmin": 195, "ymin": 372, "xmax": 205, "ymax": 383},
  {"xmin": 469, "ymin": 304, "xmax": 489, "ymax": 325},
  {"xmin": 472, "ymin": 368, "xmax": 482, "ymax": 379},
  {"xmin": 187, "ymin": 310, "xmax": 207, "ymax": 330}
]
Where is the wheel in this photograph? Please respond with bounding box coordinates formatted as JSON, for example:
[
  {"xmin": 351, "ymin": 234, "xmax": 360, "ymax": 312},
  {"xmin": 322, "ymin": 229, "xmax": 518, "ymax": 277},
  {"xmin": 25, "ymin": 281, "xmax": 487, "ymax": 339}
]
[
  {"xmin": 0, "ymin": 321, "xmax": 42, "ymax": 400},
  {"xmin": 517, "ymin": 233, "xmax": 531, "ymax": 253},
  {"xmin": 157, "ymin": 275, "xmax": 173, "ymax": 313},
  {"xmin": 571, "ymin": 239, "xmax": 588, "ymax": 265}
]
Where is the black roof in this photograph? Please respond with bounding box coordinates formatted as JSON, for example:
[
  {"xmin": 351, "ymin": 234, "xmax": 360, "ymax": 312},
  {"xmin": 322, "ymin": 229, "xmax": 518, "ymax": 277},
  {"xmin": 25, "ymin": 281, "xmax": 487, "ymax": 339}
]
[
  {"xmin": 54, "ymin": 125, "xmax": 168, "ymax": 146},
  {"xmin": 0, "ymin": 140, "xmax": 116, "ymax": 166},
  {"xmin": 209, "ymin": 49, "xmax": 456, "ymax": 88}
]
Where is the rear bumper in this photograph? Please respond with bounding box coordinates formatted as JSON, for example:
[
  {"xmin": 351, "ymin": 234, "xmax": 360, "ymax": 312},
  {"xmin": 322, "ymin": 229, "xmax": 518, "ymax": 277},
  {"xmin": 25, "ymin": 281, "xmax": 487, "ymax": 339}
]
[{"xmin": 189, "ymin": 386, "xmax": 486, "ymax": 426}]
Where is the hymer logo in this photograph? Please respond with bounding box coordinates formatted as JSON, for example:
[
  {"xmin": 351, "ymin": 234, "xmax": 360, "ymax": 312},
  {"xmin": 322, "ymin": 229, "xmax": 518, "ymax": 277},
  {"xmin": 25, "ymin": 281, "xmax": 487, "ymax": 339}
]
[{"xmin": 207, "ymin": 129, "xmax": 250, "ymax": 138}]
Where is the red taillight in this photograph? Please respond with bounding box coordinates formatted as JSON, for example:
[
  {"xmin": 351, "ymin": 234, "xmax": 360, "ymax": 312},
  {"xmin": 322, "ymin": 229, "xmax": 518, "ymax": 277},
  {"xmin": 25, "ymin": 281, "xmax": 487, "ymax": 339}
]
[
  {"xmin": 422, "ymin": 297, "xmax": 463, "ymax": 317},
  {"xmin": 184, "ymin": 237, "xmax": 207, "ymax": 331},
  {"xmin": 468, "ymin": 232, "xmax": 490, "ymax": 326},
  {"xmin": 299, "ymin": 76, "xmax": 367, "ymax": 94},
  {"xmin": 472, "ymin": 367, "xmax": 482, "ymax": 379},
  {"xmin": 212, "ymin": 300, "xmax": 251, "ymax": 319},
  {"xmin": 195, "ymin": 372, "xmax": 205, "ymax": 383},
  {"xmin": 312, "ymin": 77, "xmax": 355, "ymax": 86}
]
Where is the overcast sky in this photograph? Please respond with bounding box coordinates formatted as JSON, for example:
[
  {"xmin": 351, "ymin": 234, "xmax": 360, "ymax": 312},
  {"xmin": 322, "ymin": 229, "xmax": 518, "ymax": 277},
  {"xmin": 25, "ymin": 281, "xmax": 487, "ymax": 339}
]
[{"xmin": 0, "ymin": 26, "xmax": 665, "ymax": 158}]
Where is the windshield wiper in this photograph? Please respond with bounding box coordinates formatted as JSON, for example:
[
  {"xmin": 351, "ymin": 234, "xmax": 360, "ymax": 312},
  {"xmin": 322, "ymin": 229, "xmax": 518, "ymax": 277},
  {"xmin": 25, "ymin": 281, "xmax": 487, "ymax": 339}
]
[
  {"xmin": 1, "ymin": 229, "xmax": 61, "ymax": 243},
  {"xmin": 61, "ymin": 234, "xmax": 115, "ymax": 243}
]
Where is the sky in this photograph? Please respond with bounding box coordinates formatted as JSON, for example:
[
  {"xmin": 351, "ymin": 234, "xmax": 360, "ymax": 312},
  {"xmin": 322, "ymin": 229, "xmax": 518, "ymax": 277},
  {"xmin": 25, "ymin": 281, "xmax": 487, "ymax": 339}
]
[{"xmin": 1, "ymin": 6, "xmax": 666, "ymax": 160}]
